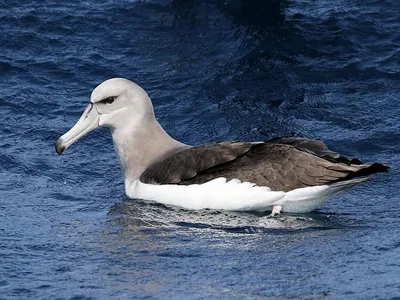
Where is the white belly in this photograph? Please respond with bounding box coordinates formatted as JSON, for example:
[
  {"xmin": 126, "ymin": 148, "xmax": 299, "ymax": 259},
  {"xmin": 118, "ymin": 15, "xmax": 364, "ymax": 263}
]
[{"xmin": 125, "ymin": 177, "xmax": 364, "ymax": 213}]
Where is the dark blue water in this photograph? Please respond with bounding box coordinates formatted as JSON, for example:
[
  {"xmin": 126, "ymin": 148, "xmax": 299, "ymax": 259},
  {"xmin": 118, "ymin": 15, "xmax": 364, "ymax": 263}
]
[{"xmin": 1, "ymin": 0, "xmax": 400, "ymax": 299}]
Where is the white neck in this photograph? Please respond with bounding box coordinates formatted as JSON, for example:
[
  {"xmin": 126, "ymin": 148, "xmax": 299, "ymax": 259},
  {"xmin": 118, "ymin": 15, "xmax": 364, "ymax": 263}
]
[{"xmin": 111, "ymin": 114, "xmax": 187, "ymax": 187}]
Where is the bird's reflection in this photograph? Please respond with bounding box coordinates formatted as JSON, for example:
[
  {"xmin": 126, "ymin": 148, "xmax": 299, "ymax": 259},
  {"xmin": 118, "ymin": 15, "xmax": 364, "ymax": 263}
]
[{"xmin": 107, "ymin": 197, "xmax": 346, "ymax": 235}]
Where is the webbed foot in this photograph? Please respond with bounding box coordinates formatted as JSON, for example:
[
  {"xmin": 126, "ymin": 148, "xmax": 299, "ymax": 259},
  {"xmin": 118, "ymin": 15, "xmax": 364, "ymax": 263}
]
[{"xmin": 270, "ymin": 205, "xmax": 282, "ymax": 217}]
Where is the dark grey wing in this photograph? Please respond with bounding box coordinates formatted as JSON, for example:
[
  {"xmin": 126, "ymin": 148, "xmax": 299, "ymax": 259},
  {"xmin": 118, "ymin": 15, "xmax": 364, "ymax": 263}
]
[
  {"xmin": 265, "ymin": 137, "xmax": 364, "ymax": 165},
  {"xmin": 177, "ymin": 143, "xmax": 389, "ymax": 191},
  {"xmin": 140, "ymin": 141, "xmax": 253, "ymax": 184},
  {"xmin": 141, "ymin": 140, "xmax": 388, "ymax": 192}
]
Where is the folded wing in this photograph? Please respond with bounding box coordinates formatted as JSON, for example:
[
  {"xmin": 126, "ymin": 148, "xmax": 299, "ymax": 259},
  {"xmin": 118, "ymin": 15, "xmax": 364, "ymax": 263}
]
[{"xmin": 140, "ymin": 138, "xmax": 389, "ymax": 191}]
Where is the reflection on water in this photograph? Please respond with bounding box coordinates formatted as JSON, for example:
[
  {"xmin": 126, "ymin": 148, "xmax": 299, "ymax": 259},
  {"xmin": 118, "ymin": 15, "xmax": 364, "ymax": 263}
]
[
  {"xmin": 107, "ymin": 198, "xmax": 345, "ymax": 234},
  {"xmin": 2, "ymin": 0, "xmax": 399, "ymax": 298}
]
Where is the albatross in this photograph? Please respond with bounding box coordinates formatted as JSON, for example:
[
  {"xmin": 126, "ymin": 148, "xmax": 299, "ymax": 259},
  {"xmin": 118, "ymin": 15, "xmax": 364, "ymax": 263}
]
[{"xmin": 55, "ymin": 78, "xmax": 389, "ymax": 215}]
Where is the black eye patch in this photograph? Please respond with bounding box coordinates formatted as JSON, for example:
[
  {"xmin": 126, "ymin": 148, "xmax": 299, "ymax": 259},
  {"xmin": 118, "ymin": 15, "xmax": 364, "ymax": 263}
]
[{"xmin": 99, "ymin": 96, "xmax": 116, "ymax": 104}]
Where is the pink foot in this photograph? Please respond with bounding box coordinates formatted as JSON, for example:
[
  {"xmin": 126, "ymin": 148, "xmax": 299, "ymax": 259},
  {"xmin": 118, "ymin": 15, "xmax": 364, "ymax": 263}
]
[{"xmin": 270, "ymin": 205, "xmax": 282, "ymax": 216}]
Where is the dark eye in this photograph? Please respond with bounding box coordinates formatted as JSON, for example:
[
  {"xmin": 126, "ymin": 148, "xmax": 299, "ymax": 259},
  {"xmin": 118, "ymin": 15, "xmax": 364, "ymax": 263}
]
[{"xmin": 100, "ymin": 96, "xmax": 116, "ymax": 104}]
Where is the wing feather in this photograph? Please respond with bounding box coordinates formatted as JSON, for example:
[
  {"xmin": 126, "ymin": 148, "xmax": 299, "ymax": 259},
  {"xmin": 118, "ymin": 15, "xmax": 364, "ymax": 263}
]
[{"xmin": 140, "ymin": 138, "xmax": 389, "ymax": 191}]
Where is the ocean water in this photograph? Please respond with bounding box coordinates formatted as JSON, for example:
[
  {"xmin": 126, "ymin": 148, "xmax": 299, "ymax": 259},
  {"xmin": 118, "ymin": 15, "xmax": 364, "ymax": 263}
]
[{"xmin": 1, "ymin": 0, "xmax": 400, "ymax": 299}]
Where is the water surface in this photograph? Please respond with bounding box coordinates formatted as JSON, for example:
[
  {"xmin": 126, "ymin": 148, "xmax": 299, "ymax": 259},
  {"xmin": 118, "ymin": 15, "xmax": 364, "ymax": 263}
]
[{"xmin": 1, "ymin": 0, "xmax": 400, "ymax": 299}]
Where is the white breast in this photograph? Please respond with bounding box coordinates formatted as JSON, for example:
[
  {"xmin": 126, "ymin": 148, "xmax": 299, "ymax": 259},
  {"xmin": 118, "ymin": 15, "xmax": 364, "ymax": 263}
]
[
  {"xmin": 127, "ymin": 178, "xmax": 285, "ymax": 212},
  {"xmin": 126, "ymin": 177, "xmax": 356, "ymax": 213}
]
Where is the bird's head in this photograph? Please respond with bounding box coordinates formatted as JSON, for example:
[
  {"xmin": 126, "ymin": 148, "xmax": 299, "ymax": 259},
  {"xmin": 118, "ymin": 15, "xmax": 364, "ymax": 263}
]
[{"xmin": 56, "ymin": 78, "xmax": 153, "ymax": 155}]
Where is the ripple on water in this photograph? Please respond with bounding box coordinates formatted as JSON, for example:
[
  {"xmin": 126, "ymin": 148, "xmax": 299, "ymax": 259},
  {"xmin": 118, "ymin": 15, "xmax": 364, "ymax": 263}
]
[
  {"xmin": 108, "ymin": 199, "xmax": 348, "ymax": 234},
  {"xmin": 1, "ymin": 0, "xmax": 400, "ymax": 299}
]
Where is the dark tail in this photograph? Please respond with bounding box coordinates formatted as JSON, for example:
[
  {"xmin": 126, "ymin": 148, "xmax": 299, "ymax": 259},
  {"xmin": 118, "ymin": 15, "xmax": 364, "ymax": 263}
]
[{"xmin": 350, "ymin": 162, "xmax": 389, "ymax": 179}]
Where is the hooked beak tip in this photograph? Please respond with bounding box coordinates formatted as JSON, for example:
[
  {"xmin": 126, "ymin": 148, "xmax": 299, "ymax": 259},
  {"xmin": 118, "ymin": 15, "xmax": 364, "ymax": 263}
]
[
  {"xmin": 55, "ymin": 103, "xmax": 99, "ymax": 155},
  {"xmin": 55, "ymin": 138, "xmax": 66, "ymax": 155}
]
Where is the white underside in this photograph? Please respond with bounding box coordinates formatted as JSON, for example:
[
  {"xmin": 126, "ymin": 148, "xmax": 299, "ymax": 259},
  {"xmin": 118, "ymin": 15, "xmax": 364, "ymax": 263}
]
[{"xmin": 126, "ymin": 177, "xmax": 357, "ymax": 213}]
